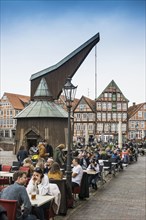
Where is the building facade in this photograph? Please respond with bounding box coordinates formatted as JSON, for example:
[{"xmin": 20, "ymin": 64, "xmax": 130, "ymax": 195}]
[
  {"xmin": 72, "ymin": 80, "xmax": 129, "ymax": 144},
  {"xmin": 95, "ymin": 80, "xmax": 129, "ymax": 143},
  {"xmin": 73, "ymin": 96, "xmax": 96, "ymax": 140},
  {"xmin": 128, "ymin": 102, "xmax": 146, "ymax": 140},
  {"xmin": 0, "ymin": 93, "xmax": 30, "ymax": 141}
]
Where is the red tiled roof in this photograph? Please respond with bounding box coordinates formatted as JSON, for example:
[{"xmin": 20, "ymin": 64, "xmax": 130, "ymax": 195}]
[
  {"xmin": 128, "ymin": 103, "xmax": 145, "ymax": 118},
  {"xmin": 4, "ymin": 92, "xmax": 30, "ymax": 110},
  {"xmin": 82, "ymin": 96, "xmax": 95, "ymax": 111}
]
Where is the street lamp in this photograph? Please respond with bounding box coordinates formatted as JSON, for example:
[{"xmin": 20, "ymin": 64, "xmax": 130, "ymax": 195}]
[{"xmin": 63, "ymin": 78, "xmax": 77, "ymax": 187}]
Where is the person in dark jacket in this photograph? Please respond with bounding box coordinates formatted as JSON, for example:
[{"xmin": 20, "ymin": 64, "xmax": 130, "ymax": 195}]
[
  {"xmin": 53, "ymin": 144, "xmax": 66, "ymax": 168},
  {"xmin": 17, "ymin": 146, "xmax": 28, "ymax": 165}
]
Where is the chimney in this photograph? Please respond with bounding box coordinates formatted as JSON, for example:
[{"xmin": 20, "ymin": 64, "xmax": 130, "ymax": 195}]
[{"xmin": 133, "ymin": 102, "xmax": 136, "ymax": 106}]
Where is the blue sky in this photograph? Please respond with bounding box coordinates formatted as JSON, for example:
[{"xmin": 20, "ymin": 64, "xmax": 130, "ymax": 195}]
[{"xmin": 0, "ymin": 0, "xmax": 145, "ymax": 105}]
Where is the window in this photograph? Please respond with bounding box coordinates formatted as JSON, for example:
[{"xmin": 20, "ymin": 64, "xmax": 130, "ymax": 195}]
[
  {"xmin": 15, "ymin": 110, "xmax": 20, "ymax": 115},
  {"xmin": 107, "ymin": 113, "xmax": 111, "ymax": 120},
  {"xmin": 107, "ymin": 102, "xmax": 112, "ymax": 110},
  {"xmin": 102, "ymin": 102, "xmax": 106, "ymax": 110},
  {"xmin": 96, "ymin": 102, "xmax": 101, "ymax": 109},
  {"xmin": 122, "ymin": 124, "xmax": 126, "ymax": 132},
  {"xmin": 5, "ymin": 130, "xmax": 9, "ymax": 138},
  {"xmin": 82, "ymin": 113, "xmax": 87, "ymax": 119},
  {"xmin": 123, "ymin": 113, "xmax": 127, "ymax": 120},
  {"xmin": 111, "ymin": 123, "xmax": 116, "ymax": 132},
  {"xmin": 97, "ymin": 112, "xmax": 101, "ymax": 120},
  {"xmin": 112, "ymin": 113, "xmax": 117, "ymax": 120},
  {"xmin": 122, "ymin": 103, "xmax": 127, "ymax": 110},
  {"xmin": 131, "ymin": 121, "xmax": 135, "ymax": 128},
  {"xmin": 104, "ymin": 93, "xmax": 108, "ymax": 97},
  {"xmin": 112, "ymin": 93, "xmax": 116, "ymax": 101},
  {"xmin": 79, "ymin": 104, "xmax": 85, "ymax": 111},
  {"xmin": 112, "ymin": 103, "xmax": 117, "ymax": 111},
  {"xmin": 102, "ymin": 113, "xmax": 106, "ymax": 120},
  {"xmin": 118, "ymin": 113, "xmax": 122, "ymax": 119},
  {"xmin": 138, "ymin": 111, "xmax": 142, "ymax": 118},
  {"xmin": 88, "ymin": 124, "xmax": 93, "ymax": 130},
  {"xmin": 88, "ymin": 113, "xmax": 94, "ymax": 120},
  {"xmin": 141, "ymin": 121, "xmax": 144, "ymax": 128},
  {"xmin": 97, "ymin": 123, "xmax": 103, "ymax": 132},
  {"xmin": 0, "ymin": 130, "xmax": 4, "ymax": 137},
  {"xmin": 76, "ymin": 124, "xmax": 80, "ymax": 130},
  {"xmin": 144, "ymin": 112, "xmax": 146, "ymax": 120},
  {"xmin": 117, "ymin": 103, "xmax": 121, "ymax": 110},
  {"xmin": 77, "ymin": 113, "xmax": 81, "ymax": 119},
  {"xmin": 108, "ymin": 93, "xmax": 112, "ymax": 98}
]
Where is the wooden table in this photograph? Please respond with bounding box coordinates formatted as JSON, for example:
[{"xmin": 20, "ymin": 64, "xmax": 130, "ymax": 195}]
[{"xmin": 29, "ymin": 194, "xmax": 54, "ymax": 207}]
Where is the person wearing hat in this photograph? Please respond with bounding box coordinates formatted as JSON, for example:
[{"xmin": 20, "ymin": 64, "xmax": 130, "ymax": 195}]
[{"xmin": 53, "ymin": 144, "xmax": 66, "ymax": 168}]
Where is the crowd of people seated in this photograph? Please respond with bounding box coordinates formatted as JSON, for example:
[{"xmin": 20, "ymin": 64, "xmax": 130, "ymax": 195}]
[{"xmin": 0, "ymin": 138, "xmax": 144, "ymax": 219}]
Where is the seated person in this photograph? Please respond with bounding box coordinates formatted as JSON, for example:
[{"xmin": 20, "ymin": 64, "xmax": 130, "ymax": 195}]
[
  {"xmin": 35, "ymin": 158, "xmax": 45, "ymax": 173},
  {"xmin": 80, "ymin": 151, "xmax": 90, "ymax": 170},
  {"xmin": 110, "ymin": 150, "xmax": 123, "ymax": 170},
  {"xmin": 44, "ymin": 158, "xmax": 54, "ymax": 173},
  {"xmin": 23, "ymin": 157, "xmax": 35, "ymax": 176},
  {"xmin": 87, "ymin": 159, "xmax": 100, "ymax": 190},
  {"xmin": 26, "ymin": 167, "xmax": 50, "ymax": 220},
  {"xmin": 72, "ymin": 158, "xmax": 83, "ymax": 190},
  {"xmin": 0, "ymin": 171, "xmax": 37, "ymax": 220},
  {"xmin": 48, "ymin": 162, "xmax": 63, "ymax": 180}
]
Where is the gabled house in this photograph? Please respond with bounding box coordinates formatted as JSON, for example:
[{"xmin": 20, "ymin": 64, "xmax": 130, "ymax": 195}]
[
  {"xmin": 0, "ymin": 93, "xmax": 30, "ymax": 140},
  {"xmin": 128, "ymin": 102, "xmax": 146, "ymax": 140},
  {"xmin": 95, "ymin": 80, "xmax": 129, "ymax": 143},
  {"xmin": 73, "ymin": 96, "xmax": 96, "ymax": 139}
]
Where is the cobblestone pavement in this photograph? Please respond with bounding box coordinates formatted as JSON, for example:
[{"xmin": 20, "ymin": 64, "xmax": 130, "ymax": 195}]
[
  {"xmin": 0, "ymin": 151, "xmax": 145, "ymax": 220},
  {"xmin": 56, "ymin": 156, "xmax": 146, "ymax": 220}
]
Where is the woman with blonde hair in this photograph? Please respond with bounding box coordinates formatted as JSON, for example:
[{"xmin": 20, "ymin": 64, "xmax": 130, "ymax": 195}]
[
  {"xmin": 23, "ymin": 157, "xmax": 34, "ymax": 175},
  {"xmin": 48, "ymin": 162, "xmax": 63, "ymax": 180}
]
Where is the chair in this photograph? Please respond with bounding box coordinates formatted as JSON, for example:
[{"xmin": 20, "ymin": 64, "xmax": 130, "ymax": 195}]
[
  {"xmin": 2, "ymin": 165, "xmax": 12, "ymax": 172},
  {"xmin": 11, "ymin": 161, "xmax": 20, "ymax": 172},
  {"xmin": 72, "ymin": 185, "xmax": 81, "ymax": 199},
  {"xmin": 0, "ymin": 199, "xmax": 17, "ymax": 220},
  {"xmin": 0, "ymin": 165, "xmax": 12, "ymax": 185},
  {"xmin": 45, "ymin": 206, "xmax": 55, "ymax": 220}
]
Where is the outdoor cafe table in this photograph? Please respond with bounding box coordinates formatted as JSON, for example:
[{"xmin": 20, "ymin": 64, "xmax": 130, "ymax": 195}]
[
  {"xmin": 0, "ymin": 171, "xmax": 14, "ymax": 178},
  {"xmin": 29, "ymin": 194, "xmax": 54, "ymax": 207}
]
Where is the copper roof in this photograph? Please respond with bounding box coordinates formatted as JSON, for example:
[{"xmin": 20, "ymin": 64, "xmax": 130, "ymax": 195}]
[
  {"xmin": 3, "ymin": 93, "xmax": 30, "ymax": 110},
  {"xmin": 15, "ymin": 100, "xmax": 68, "ymax": 118}
]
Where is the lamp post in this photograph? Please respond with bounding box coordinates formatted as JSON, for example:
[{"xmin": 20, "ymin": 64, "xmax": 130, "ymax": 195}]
[{"xmin": 63, "ymin": 78, "xmax": 77, "ymax": 187}]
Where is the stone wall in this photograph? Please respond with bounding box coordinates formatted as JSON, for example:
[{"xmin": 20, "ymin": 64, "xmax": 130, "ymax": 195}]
[{"xmin": 0, "ymin": 142, "xmax": 14, "ymax": 151}]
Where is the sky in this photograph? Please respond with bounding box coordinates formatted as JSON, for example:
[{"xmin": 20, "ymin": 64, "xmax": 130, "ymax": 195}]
[{"xmin": 0, "ymin": 0, "xmax": 145, "ymax": 106}]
